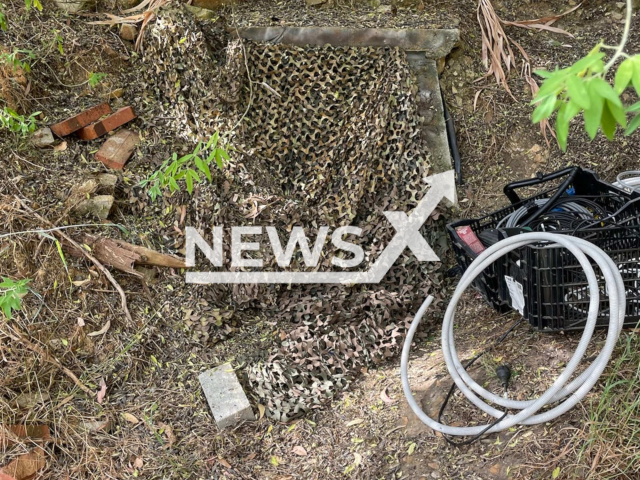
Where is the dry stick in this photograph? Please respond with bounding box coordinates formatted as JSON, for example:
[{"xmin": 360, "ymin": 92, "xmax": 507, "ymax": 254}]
[
  {"xmin": 13, "ymin": 196, "xmax": 133, "ymax": 325},
  {"xmin": 0, "ymin": 323, "xmax": 93, "ymax": 396}
]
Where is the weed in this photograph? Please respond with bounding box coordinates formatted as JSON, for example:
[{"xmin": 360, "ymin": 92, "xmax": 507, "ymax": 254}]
[
  {"xmin": 88, "ymin": 72, "xmax": 107, "ymax": 88},
  {"xmin": 0, "ymin": 48, "xmax": 35, "ymax": 73},
  {"xmin": 0, "ymin": 277, "xmax": 29, "ymax": 319},
  {"xmin": 24, "ymin": 0, "xmax": 42, "ymax": 11},
  {"xmin": 139, "ymin": 132, "xmax": 230, "ymax": 201},
  {"xmin": 0, "ymin": 107, "xmax": 39, "ymax": 136},
  {"xmin": 0, "ymin": 5, "xmax": 7, "ymax": 31}
]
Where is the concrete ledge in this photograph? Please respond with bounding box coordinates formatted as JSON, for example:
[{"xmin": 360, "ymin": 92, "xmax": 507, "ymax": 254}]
[{"xmin": 234, "ymin": 27, "xmax": 459, "ymax": 57}]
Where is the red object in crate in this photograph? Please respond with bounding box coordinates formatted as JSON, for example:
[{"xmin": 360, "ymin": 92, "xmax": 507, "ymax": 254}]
[{"xmin": 455, "ymin": 226, "xmax": 485, "ymax": 254}]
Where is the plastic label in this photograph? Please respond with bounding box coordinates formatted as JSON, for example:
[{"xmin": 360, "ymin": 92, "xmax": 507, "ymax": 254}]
[{"xmin": 505, "ymin": 275, "xmax": 525, "ymax": 315}]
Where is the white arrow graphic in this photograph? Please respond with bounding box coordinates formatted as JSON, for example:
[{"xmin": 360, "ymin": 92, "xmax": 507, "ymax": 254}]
[{"xmin": 186, "ymin": 170, "xmax": 457, "ymax": 284}]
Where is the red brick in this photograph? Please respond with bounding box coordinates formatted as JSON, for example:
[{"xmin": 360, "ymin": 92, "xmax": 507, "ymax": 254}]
[
  {"xmin": 76, "ymin": 106, "xmax": 137, "ymax": 141},
  {"xmin": 95, "ymin": 129, "xmax": 140, "ymax": 170},
  {"xmin": 50, "ymin": 103, "xmax": 112, "ymax": 137}
]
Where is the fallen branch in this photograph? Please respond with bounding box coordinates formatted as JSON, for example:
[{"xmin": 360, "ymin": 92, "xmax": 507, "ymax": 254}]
[
  {"xmin": 65, "ymin": 234, "xmax": 188, "ymax": 276},
  {"xmin": 13, "ymin": 196, "xmax": 133, "ymax": 325}
]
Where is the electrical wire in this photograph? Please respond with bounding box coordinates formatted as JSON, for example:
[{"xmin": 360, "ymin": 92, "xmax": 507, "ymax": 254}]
[
  {"xmin": 614, "ymin": 171, "xmax": 640, "ymax": 192},
  {"xmin": 401, "ymin": 232, "xmax": 625, "ymax": 439}
]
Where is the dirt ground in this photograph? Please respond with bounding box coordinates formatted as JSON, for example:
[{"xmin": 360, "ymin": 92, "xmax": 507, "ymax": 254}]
[{"xmin": 1, "ymin": 0, "xmax": 640, "ymax": 479}]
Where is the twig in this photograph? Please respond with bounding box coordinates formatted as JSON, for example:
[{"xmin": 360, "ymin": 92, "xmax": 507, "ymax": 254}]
[
  {"xmin": 0, "ymin": 223, "xmax": 121, "ymax": 240},
  {"xmin": 0, "ymin": 323, "xmax": 93, "ymax": 396},
  {"xmin": 604, "ymin": 0, "xmax": 633, "ymax": 71},
  {"xmin": 13, "ymin": 196, "xmax": 134, "ymax": 325}
]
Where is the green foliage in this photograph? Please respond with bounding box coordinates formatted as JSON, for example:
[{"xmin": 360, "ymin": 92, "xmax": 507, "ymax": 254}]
[
  {"xmin": 139, "ymin": 132, "xmax": 230, "ymax": 201},
  {"xmin": 532, "ymin": 45, "xmax": 640, "ymax": 151},
  {"xmin": 0, "ymin": 277, "xmax": 29, "ymax": 320},
  {"xmin": 24, "ymin": 0, "xmax": 42, "ymax": 11},
  {"xmin": 53, "ymin": 30, "xmax": 64, "ymax": 55},
  {"xmin": 0, "ymin": 107, "xmax": 39, "ymax": 136},
  {"xmin": 0, "ymin": 49, "xmax": 35, "ymax": 73},
  {"xmin": 88, "ymin": 72, "xmax": 107, "ymax": 88},
  {"xmin": 0, "ymin": 6, "xmax": 7, "ymax": 31}
]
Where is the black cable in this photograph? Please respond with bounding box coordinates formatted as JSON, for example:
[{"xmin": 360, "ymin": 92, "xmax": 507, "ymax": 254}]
[
  {"xmin": 441, "ymin": 89, "xmax": 463, "ymax": 186},
  {"xmin": 520, "ymin": 168, "xmax": 580, "ymax": 227},
  {"xmin": 437, "ymin": 317, "xmax": 525, "ymax": 446},
  {"xmin": 571, "ymin": 196, "xmax": 640, "ymax": 234}
]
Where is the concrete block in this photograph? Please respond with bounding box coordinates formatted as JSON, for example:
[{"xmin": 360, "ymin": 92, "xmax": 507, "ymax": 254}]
[{"xmin": 199, "ymin": 364, "xmax": 254, "ymax": 429}]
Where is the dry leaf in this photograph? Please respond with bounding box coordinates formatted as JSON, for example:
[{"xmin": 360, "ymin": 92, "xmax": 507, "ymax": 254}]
[
  {"xmin": 97, "ymin": 378, "xmax": 107, "ymax": 404},
  {"xmin": 0, "ymin": 448, "xmax": 46, "ymax": 480},
  {"xmin": 71, "ymin": 279, "xmax": 90, "ymax": 287},
  {"xmin": 158, "ymin": 422, "xmax": 176, "ymax": 448},
  {"xmin": 244, "ymin": 452, "xmax": 256, "ymax": 461},
  {"xmin": 122, "ymin": 413, "xmax": 139, "ymax": 424},
  {"xmin": 87, "ymin": 320, "xmax": 111, "ymax": 337},
  {"xmin": 380, "ymin": 387, "xmax": 395, "ymax": 405},
  {"xmin": 346, "ymin": 418, "xmax": 364, "ymax": 427},
  {"xmin": 258, "ymin": 404, "xmax": 266, "ymax": 420},
  {"xmin": 292, "ymin": 446, "xmax": 307, "ymax": 456},
  {"xmin": 53, "ymin": 141, "xmax": 67, "ymax": 152},
  {"xmin": 133, "ymin": 457, "xmax": 143, "ymax": 469},
  {"xmin": 218, "ymin": 458, "xmax": 231, "ymax": 469},
  {"xmin": 77, "ymin": 317, "xmax": 85, "ymax": 327}
]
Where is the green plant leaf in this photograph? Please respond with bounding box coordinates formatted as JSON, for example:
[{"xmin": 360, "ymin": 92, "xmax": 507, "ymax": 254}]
[
  {"xmin": 185, "ymin": 172, "xmax": 193, "ymax": 194},
  {"xmin": 615, "ymin": 58, "xmax": 634, "ymax": 94},
  {"xmin": 533, "ymin": 69, "xmax": 555, "ymax": 79},
  {"xmin": 555, "ymin": 103, "xmax": 570, "ymax": 152},
  {"xmin": 626, "ymin": 101, "xmax": 640, "ymax": 113},
  {"xmin": 532, "ymin": 94, "xmax": 557, "ymax": 123},
  {"xmin": 566, "ymin": 75, "xmax": 590, "ymax": 109},
  {"xmin": 625, "ymin": 114, "xmax": 640, "ymax": 135},
  {"xmin": 584, "ymin": 83, "xmax": 604, "ymax": 140},
  {"xmin": 606, "ymin": 100, "xmax": 627, "ymax": 128},
  {"xmin": 600, "ymin": 102, "xmax": 617, "ymax": 140},
  {"xmin": 633, "ymin": 60, "xmax": 640, "ymax": 97},
  {"xmin": 591, "ymin": 77, "xmax": 622, "ymax": 107}
]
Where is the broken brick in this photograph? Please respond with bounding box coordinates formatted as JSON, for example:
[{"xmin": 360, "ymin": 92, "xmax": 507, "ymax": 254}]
[
  {"xmin": 95, "ymin": 129, "xmax": 140, "ymax": 170},
  {"xmin": 50, "ymin": 103, "xmax": 112, "ymax": 137},
  {"xmin": 76, "ymin": 107, "xmax": 137, "ymax": 141}
]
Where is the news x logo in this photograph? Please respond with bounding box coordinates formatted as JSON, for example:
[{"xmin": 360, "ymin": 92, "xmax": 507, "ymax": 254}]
[{"xmin": 186, "ymin": 171, "xmax": 456, "ymax": 284}]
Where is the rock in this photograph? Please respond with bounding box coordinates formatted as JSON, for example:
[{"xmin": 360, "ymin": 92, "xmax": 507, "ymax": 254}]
[
  {"xmin": 15, "ymin": 391, "xmax": 50, "ymax": 409},
  {"xmin": 74, "ymin": 195, "xmax": 114, "ymax": 220},
  {"xmin": 120, "ymin": 24, "xmax": 138, "ymax": 42},
  {"xmin": 135, "ymin": 265, "xmax": 157, "ymax": 283},
  {"xmin": 32, "ymin": 128, "xmax": 54, "ymax": 148},
  {"xmin": 185, "ymin": 5, "xmax": 219, "ymax": 19},
  {"xmin": 105, "ymin": 88, "xmax": 124, "ymax": 99},
  {"xmin": 97, "ymin": 173, "xmax": 118, "ymax": 192},
  {"xmin": 54, "ymin": 0, "xmax": 92, "ymax": 13},
  {"xmin": 191, "ymin": 0, "xmax": 243, "ymax": 10},
  {"xmin": 199, "ymin": 363, "xmax": 255, "ymax": 429}
]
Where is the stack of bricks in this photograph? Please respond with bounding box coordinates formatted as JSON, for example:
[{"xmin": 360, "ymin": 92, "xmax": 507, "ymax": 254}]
[{"xmin": 50, "ymin": 102, "xmax": 140, "ymax": 170}]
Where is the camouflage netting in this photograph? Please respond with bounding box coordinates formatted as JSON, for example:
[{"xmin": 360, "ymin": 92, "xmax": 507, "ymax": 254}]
[{"xmin": 135, "ymin": 10, "xmax": 447, "ymax": 421}]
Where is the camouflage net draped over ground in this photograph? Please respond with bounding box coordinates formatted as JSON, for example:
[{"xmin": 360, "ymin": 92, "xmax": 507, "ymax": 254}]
[{"xmin": 137, "ymin": 12, "xmax": 446, "ymax": 421}]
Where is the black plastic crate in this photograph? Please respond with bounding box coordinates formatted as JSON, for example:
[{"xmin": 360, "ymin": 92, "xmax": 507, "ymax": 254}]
[{"xmin": 447, "ymin": 167, "xmax": 640, "ymax": 331}]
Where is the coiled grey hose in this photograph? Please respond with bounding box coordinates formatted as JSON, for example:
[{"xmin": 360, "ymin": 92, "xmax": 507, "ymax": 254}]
[
  {"xmin": 401, "ymin": 232, "xmax": 625, "ymax": 436},
  {"xmin": 497, "ymin": 199, "xmax": 592, "ymax": 228},
  {"xmin": 614, "ymin": 171, "xmax": 640, "ymax": 192}
]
